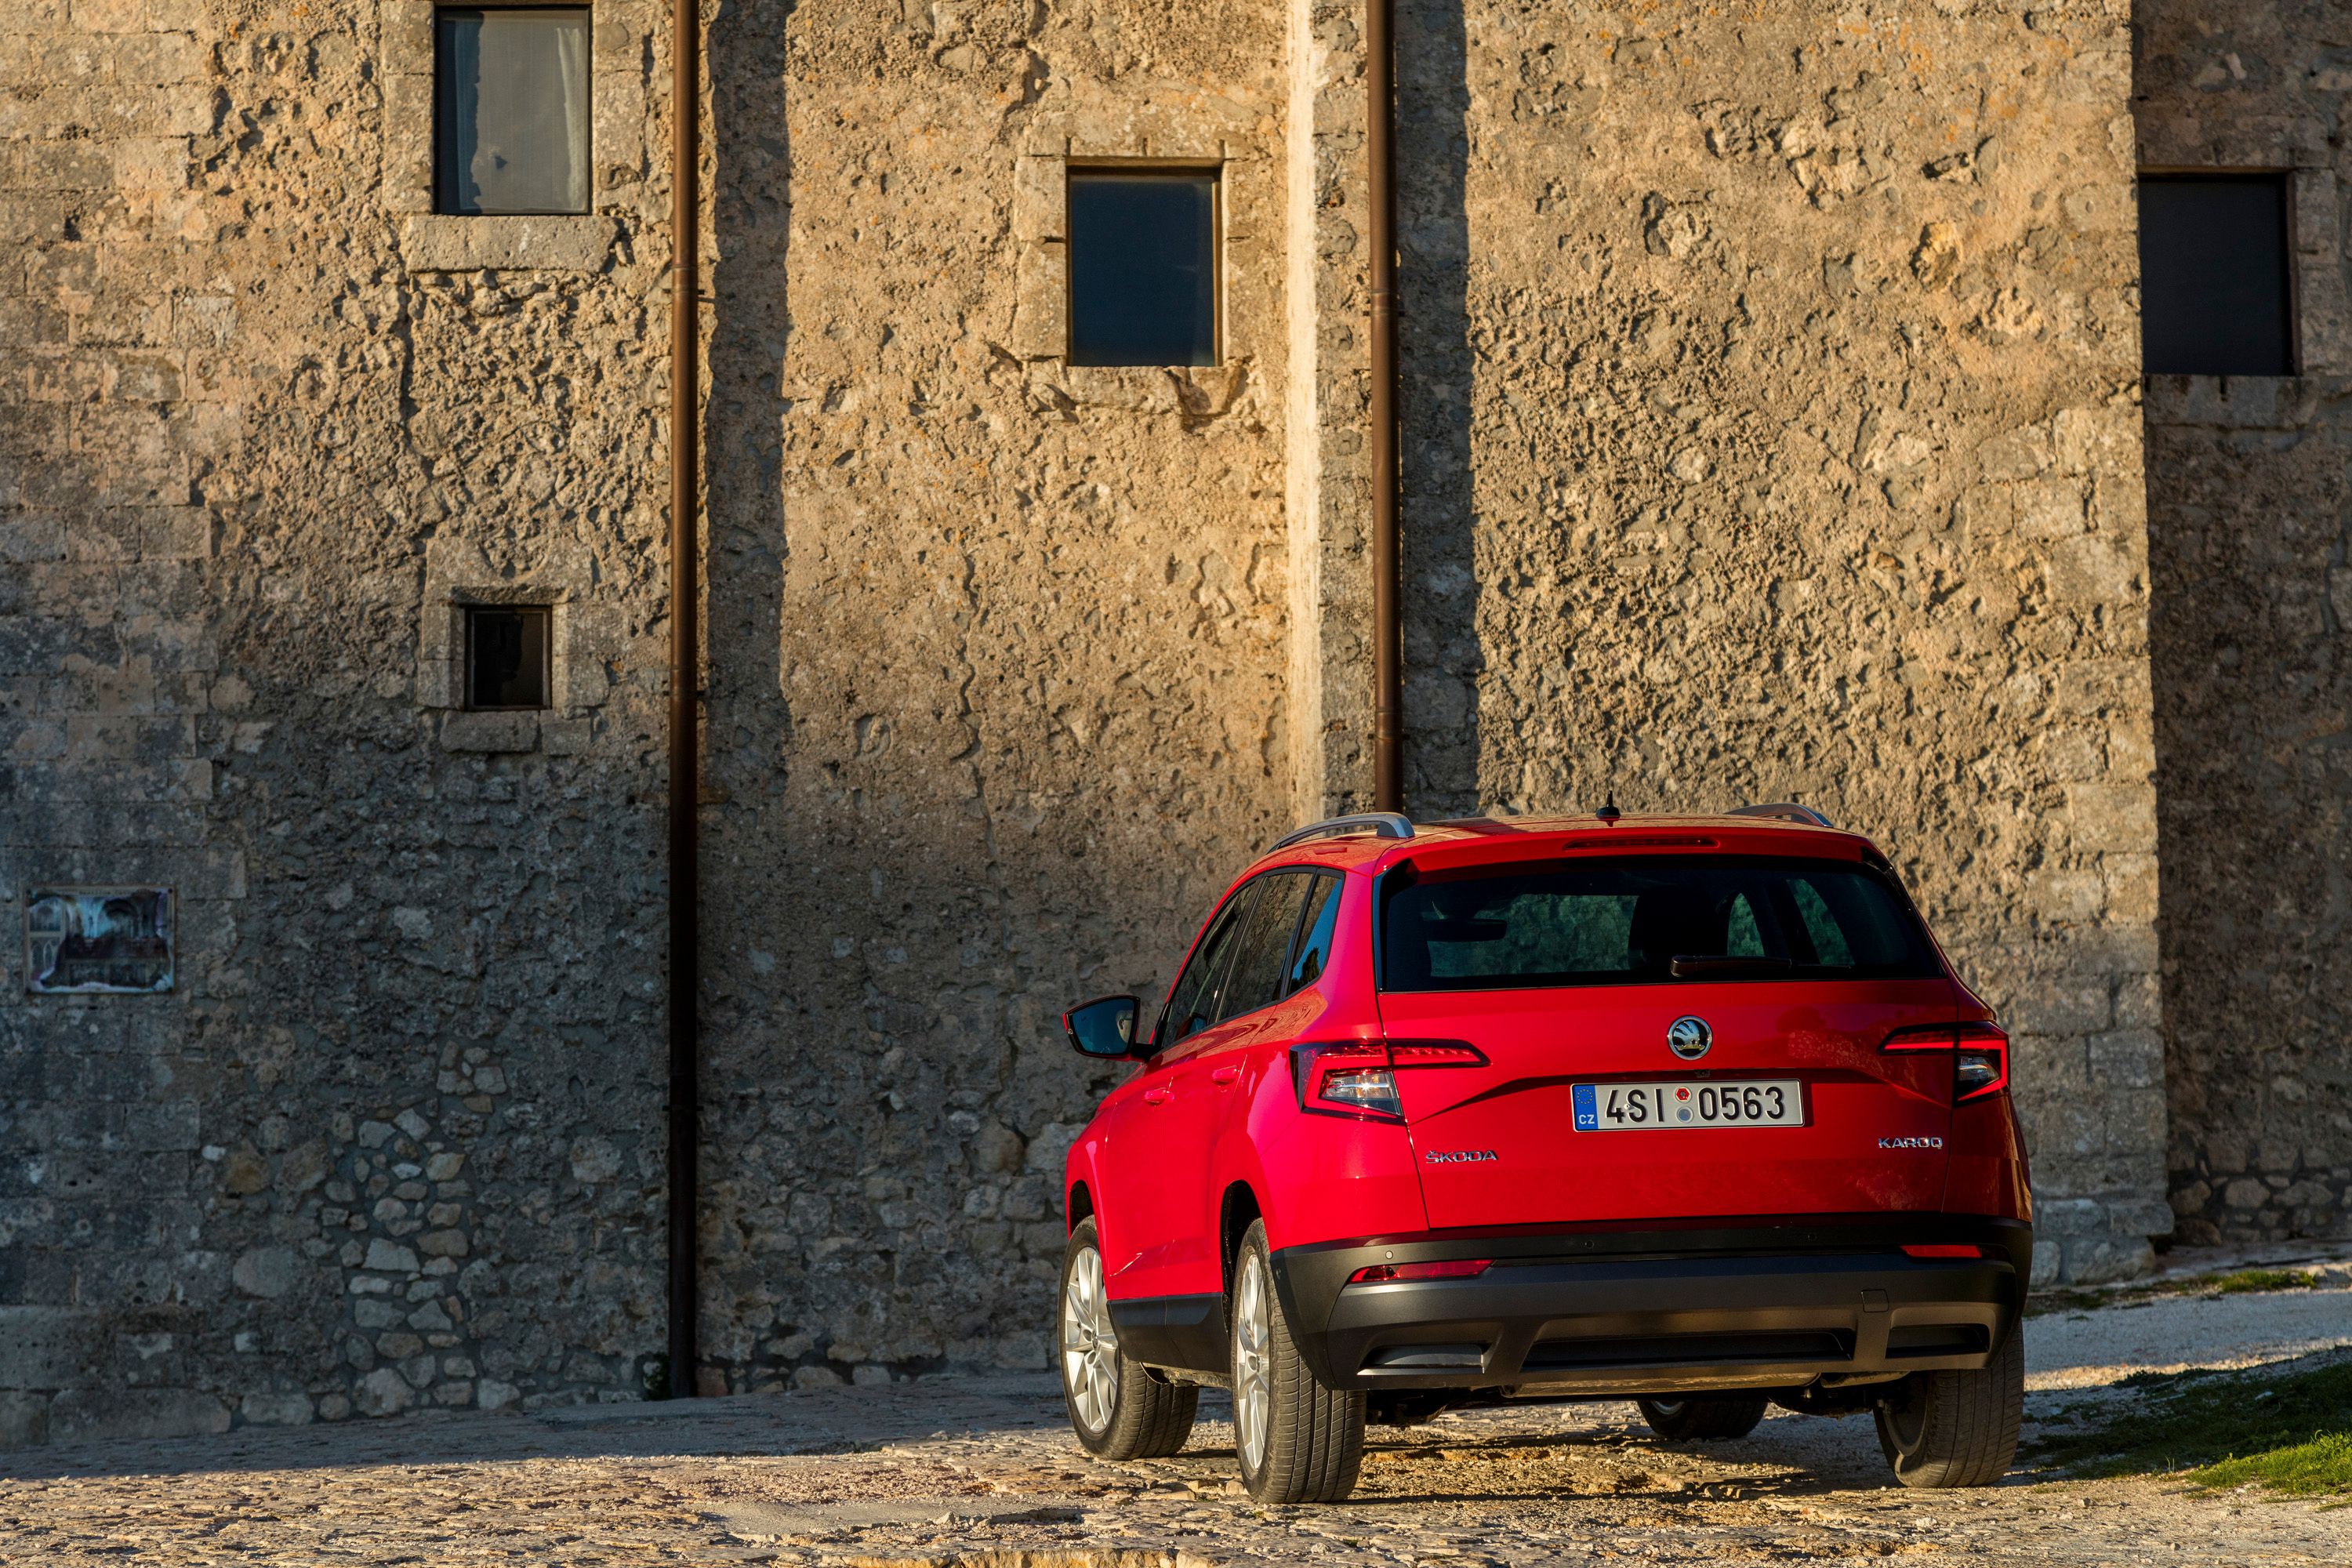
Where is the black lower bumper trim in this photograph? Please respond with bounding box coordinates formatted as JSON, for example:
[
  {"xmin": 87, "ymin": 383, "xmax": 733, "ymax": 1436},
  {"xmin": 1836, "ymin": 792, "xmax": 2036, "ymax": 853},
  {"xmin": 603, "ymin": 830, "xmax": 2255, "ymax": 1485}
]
[{"xmin": 1269, "ymin": 1214, "xmax": 2031, "ymax": 1394}]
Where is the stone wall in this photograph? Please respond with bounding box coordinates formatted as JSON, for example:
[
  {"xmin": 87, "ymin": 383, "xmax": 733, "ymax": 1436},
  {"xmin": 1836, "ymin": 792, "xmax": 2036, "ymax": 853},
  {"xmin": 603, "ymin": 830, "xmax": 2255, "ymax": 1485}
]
[
  {"xmin": 692, "ymin": 0, "xmax": 1300, "ymax": 1387},
  {"xmin": 1373, "ymin": 0, "xmax": 2168, "ymax": 1280},
  {"xmin": 2135, "ymin": 3, "xmax": 2352, "ymax": 1247},
  {"xmin": 2, "ymin": 0, "xmax": 2186, "ymax": 1449},
  {"xmin": 2, "ymin": 0, "xmax": 679, "ymax": 1442}
]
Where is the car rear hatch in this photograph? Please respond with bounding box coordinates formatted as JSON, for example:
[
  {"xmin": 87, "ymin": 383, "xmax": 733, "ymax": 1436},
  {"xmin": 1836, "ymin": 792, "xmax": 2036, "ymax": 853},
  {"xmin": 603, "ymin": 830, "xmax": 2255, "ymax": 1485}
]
[{"xmin": 1368, "ymin": 839, "xmax": 1963, "ymax": 1229}]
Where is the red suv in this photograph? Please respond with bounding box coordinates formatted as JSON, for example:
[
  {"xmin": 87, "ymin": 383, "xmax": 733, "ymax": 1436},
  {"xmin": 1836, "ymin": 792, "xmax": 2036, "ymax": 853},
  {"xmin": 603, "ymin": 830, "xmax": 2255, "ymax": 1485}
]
[{"xmin": 1058, "ymin": 808, "xmax": 2030, "ymax": 1504}]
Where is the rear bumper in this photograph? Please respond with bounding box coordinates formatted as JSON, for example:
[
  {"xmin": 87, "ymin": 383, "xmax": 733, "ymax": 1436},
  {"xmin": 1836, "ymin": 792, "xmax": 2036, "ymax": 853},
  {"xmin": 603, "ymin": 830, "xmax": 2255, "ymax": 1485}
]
[{"xmin": 1269, "ymin": 1216, "xmax": 2031, "ymax": 1396}]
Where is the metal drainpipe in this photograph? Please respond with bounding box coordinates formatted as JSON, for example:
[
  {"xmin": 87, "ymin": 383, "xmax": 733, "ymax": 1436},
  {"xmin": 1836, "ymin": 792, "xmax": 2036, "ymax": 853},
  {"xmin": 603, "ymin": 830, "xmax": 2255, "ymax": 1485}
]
[
  {"xmin": 1367, "ymin": 0, "xmax": 1403, "ymax": 814},
  {"xmin": 665, "ymin": 0, "xmax": 702, "ymax": 1400}
]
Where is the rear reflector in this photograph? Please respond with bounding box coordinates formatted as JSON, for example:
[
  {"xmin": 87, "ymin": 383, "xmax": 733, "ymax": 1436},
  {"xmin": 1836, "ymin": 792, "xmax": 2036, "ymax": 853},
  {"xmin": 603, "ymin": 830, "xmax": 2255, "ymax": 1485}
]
[
  {"xmin": 1900, "ymin": 1244, "xmax": 1987, "ymax": 1260},
  {"xmin": 1348, "ymin": 1258, "xmax": 1493, "ymax": 1284}
]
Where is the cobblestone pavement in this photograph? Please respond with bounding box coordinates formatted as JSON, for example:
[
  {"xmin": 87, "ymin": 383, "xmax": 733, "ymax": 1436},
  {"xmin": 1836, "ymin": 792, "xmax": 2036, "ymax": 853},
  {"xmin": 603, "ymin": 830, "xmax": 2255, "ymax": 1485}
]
[{"xmin": 5, "ymin": 1273, "xmax": 2350, "ymax": 1567}]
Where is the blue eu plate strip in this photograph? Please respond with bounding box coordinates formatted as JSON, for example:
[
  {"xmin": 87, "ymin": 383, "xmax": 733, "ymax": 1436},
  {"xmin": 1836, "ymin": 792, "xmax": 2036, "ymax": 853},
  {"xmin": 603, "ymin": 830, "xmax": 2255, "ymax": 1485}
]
[{"xmin": 1572, "ymin": 1083, "xmax": 1599, "ymax": 1132}]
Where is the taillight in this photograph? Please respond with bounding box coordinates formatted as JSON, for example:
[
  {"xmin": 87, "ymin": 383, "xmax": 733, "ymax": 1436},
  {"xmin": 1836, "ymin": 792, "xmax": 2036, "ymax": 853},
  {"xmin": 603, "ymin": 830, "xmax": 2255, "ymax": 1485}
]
[
  {"xmin": 1900, "ymin": 1243, "xmax": 1987, "ymax": 1260},
  {"xmin": 1291, "ymin": 1040, "xmax": 1485, "ymax": 1122},
  {"xmin": 1879, "ymin": 1019, "xmax": 2010, "ymax": 1103},
  {"xmin": 1348, "ymin": 1258, "xmax": 1492, "ymax": 1284}
]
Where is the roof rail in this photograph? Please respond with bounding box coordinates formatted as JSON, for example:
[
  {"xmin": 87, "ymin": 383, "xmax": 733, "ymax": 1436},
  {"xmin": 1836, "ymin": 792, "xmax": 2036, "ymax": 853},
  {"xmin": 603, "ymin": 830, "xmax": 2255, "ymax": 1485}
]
[
  {"xmin": 1726, "ymin": 801, "xmax": 1835, "ymax": 829},
  {"xmin": 1269, "ymin": 811, "xmax": 1415, "ymax": 852}
]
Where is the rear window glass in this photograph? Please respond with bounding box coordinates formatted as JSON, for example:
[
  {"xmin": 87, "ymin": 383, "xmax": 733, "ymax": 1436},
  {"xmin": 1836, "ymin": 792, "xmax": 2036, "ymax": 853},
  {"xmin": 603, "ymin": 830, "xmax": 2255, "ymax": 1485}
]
[{"xmin": 1378, "ymin": 856, "xmax": 1939, "ymax": 992}]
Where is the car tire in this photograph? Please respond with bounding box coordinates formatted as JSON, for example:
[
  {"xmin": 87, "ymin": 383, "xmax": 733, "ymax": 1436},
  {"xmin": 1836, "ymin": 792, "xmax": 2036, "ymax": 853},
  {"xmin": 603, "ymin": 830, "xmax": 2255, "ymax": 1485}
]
[
  {"xmin": 1229, "ymin": 1219, "xmax": 1365, "ymax": 1504},
  {"xmin": 1058, "ymin": 1218, "xmax": 1198, "ymax": 1460},
  {"xmin": 1873, "ymin": 1319, "xmax": 2024, "ymax": 1488},
  {"xmin": 1636, "ymin": 1394, "xmax": 1769, "ymax": 1441}
]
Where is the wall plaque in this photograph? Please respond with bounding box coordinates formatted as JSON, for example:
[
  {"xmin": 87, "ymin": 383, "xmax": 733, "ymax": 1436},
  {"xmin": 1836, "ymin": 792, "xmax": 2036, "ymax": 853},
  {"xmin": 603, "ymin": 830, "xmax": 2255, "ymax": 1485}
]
[{"xmin": 24, "ymin": 887, "xmax": 174, "ymax": 994}]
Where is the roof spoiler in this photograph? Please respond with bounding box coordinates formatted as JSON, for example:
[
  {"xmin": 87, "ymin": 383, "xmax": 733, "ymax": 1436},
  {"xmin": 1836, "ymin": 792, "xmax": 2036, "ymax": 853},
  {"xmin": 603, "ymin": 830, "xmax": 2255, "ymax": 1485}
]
[
  {"xmin": 1269, "ymin": 811, "xmax": 1415, "ymax": 852},
  {"xmin": 1725, "ymin": 801, "xmax": 1835, "ymax": 829}
]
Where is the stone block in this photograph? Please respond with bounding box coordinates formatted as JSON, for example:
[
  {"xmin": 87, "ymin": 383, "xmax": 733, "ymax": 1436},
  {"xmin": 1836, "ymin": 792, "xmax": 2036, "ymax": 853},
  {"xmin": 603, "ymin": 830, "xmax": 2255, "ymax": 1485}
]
[
  {"xmin": 0, "ymin": 1306, "xmax": 97, "ymax": 1389},
  {"xmin": 440, "ymin": 710, "xmax": 537, "ymax": 753},
  {"xmin": 0, "ymin": 1393, "xmax": 47, "ymax": 1450},
  {"xmin": 47, "ymin": 1388, "xmax": 227, "ymax": 1444},
  {"xmin": 1009, "ymin": 239, "xmax": 1066, "ymax": 359},
  {"xmin": 2064, "ymin": 782, "xmax": 2155, "ymax": 852},
  {"xmin": 238, "ymin": 1391, "xmax": 314, "ymax": 1426},
  {"xmin": 397, "ymin": 216, "xmax": 619, "ymax": 273}
]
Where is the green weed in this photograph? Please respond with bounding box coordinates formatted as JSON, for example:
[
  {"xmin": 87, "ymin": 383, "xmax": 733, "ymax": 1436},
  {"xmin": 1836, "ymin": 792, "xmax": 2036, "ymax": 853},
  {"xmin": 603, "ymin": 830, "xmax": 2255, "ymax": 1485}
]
[{"xmin": 2030, "ymin": 1361, "xmax": 2352, "ymax": 1498}]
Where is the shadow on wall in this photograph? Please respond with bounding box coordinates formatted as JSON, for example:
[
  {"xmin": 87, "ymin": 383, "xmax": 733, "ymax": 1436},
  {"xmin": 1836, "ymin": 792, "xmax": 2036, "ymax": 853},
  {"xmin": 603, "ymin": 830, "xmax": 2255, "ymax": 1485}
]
[
  {"xmin": 698, "ymin": 0, "xmax": 797, "ymax": 1392},
  {"xmin": 1398, "ymin": 0, "xmax": 1480, "ymax": 817},
  {"xmin": 2144, "ymin": 401, "xmax": 2352, "ymax": 1248}
]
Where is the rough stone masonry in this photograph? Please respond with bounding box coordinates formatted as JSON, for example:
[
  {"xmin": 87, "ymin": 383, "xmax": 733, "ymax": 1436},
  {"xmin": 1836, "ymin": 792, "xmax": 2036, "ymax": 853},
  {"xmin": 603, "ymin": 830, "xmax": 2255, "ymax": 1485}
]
[{"xmin": 0, "ymin": 0, "xmax": 2333, "ymax": 1449}]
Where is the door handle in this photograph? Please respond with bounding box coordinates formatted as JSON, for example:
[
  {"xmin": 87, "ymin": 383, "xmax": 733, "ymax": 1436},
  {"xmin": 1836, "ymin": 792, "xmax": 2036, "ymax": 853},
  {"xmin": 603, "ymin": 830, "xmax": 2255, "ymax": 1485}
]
[
  {"xmin": 1142, "ymin": 1087, "xmax": 1173, "ymax": 1105},
  {"xmin": 1210, "ymin": 1065, "xmax": 1240, "ymax": 1086}
]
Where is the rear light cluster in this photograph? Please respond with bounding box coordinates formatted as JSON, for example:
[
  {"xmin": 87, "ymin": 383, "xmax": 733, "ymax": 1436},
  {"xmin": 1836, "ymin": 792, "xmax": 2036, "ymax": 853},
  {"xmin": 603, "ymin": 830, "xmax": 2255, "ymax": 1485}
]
[
  {"xmin": 1290, "ymin": 1040, "xmax": 1486, "ymax": 1121},
  {"xmin": 1347, "ymin": 1258, "xmax": 1492, "ymax": 1284},
  {"xmin": 1879, "ymin": 1020, "xmax": 2010, "ymax": 1103}
]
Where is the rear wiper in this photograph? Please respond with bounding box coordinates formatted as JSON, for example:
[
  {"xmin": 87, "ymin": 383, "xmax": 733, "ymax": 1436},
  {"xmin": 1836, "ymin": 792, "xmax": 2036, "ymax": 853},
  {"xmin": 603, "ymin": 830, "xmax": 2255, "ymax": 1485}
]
[{"xmin": 1669, "ymin": 954, "xmax": 1795, "ymax": 978}]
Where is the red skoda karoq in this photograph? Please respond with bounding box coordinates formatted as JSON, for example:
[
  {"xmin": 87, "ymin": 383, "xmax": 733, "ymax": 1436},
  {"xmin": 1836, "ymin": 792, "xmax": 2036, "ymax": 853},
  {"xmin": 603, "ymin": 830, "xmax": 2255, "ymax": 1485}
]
[{"xmin": 1058, "ymin": 808, "xmax": 2031, "ymax": 1503}]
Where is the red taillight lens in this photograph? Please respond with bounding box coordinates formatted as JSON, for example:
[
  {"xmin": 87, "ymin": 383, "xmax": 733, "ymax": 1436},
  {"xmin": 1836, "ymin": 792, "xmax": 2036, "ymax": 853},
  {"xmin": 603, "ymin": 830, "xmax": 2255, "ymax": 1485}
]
[
  {"xmin": 1347, "ymin": 1258, "xmax": 1493, "ymax": 1284},
  {"xmin": 1901, "ymin": 1243, "xmax": 1987, "ymax": 1259},
  {"xmin": 1290, "ymin": 1040, "xmax": 1486, "ymax": 1122},
  {"xmin": 1879, "ymin": 1020, "xmax": 2010, "ymax": 1103}
]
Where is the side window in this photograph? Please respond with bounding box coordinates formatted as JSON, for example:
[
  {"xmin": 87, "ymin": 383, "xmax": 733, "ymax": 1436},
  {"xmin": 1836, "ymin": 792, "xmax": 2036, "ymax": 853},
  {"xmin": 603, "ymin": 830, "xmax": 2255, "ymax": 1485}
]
[
  {"xmin": 1217, "ymin": 873, "xmax": 1315, "ymax": 1025},
  {"xmin": 1157, "ymin": 885, "xmax": 1257, "ymax": 1047},
  {"xmin": 1283, "ymin": 873, "xmax": 1343, "ymax": 995}
]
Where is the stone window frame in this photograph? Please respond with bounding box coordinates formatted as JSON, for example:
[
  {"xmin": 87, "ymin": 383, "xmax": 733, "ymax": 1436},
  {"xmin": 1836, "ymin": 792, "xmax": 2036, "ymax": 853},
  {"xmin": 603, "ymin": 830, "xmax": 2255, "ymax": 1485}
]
[
  {"xmin": 1011, "ymin": 130, "xmax": 1262, "ymax": 379},
  {"xmin": 419, "ymin": 546, "xmax": 602, "ymax": 754},
  {"xmin": 382, "ymin": 0, "xmax": 644, "ymax": 273}
]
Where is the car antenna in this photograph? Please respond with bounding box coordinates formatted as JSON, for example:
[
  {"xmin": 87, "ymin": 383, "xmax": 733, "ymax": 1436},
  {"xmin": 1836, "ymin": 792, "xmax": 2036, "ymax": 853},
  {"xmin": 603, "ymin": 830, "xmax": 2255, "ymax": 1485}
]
[{"xmin": 1596, "ymin": 793, "xmax": 1622, "ymax": 824}]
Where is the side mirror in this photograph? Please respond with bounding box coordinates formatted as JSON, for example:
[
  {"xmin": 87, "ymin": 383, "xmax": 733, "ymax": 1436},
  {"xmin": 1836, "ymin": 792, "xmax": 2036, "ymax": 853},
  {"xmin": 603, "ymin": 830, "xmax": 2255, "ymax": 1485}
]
[{"xmin": 1064, "ymin": 995, "xmax": 1142, "ymax": 1058}]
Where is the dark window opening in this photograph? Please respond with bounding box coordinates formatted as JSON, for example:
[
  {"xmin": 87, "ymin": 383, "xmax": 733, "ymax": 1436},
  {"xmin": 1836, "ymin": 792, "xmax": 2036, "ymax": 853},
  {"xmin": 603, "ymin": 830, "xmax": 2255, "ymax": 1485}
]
[
  {"xmin": 466, "ymin": 606, "xmax": 550, "ymax": 710},
  {"xmin": 1067, "ymin": 169, "xmax": 1218, "ymax": 367},
  {"xmin": 2138, "ymin": 174, "xmax": 2294, "ymax": 376},
  {"xmin": 435, "ymin": 7, "xmax": 591, "ymax": 216}
]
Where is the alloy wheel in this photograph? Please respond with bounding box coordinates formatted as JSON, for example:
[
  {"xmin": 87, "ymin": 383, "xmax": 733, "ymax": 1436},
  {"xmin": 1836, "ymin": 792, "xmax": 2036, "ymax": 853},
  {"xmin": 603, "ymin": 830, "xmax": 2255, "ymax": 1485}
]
[
  {"xmin": 1062, "ymin": 1243, "xmax": 1119, "ymax": 1432},
  {"xmin": 1232, "ymin": 1249, "xmax": 1273, "ymax": 1471}
]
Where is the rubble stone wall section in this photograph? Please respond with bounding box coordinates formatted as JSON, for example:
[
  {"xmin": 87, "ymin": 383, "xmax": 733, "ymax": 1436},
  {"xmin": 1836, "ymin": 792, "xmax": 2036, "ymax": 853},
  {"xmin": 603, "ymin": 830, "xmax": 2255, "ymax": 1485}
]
[
  {"xmin": 2, "ymin": 0, "xmax": 680, "ymax": 1446},
  {"xmin": 1393, "ymin": 0, "xmax": 2165, "ymax": 1281},
  {"xmin": 2135, "ymin": 4, "xmax": 2352, "ymax": 1247}
]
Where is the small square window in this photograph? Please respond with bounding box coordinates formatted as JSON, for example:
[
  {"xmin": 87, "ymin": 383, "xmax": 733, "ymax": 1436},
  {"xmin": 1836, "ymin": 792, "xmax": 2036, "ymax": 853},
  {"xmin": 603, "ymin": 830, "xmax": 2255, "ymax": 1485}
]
[
  {"xmin": 1067, "ymin": 169, "xmax": 1218, "ymax": 367},
  {"xmin": 466, "ymin": 606, "xmax": 550, "ymax": 710},
  {"xmin": 435, "ymin": 7, "xmax": 591, "ymax": 216},
  {"xmin": 2138, "ymin": 174, "xmax": 2295, "ymax": 376}
]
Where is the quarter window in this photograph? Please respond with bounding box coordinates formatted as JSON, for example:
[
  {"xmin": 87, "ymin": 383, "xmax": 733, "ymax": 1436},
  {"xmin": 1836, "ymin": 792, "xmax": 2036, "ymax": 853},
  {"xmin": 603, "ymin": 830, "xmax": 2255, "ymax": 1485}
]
[
  {"xmin": 436, "ymin": 7, "xmax": 592, "ymax": 216},
  {"xmin": 1066, "ymin": 169, "xmax": 1218, "ymax": 367},
  {"xmin": 2138, "ymin": 174, "xmax": 2294, "ymax": 376},
  {"xmin": 1283, "ymin": 874, "xmax": 1343, "ymax": 996}
]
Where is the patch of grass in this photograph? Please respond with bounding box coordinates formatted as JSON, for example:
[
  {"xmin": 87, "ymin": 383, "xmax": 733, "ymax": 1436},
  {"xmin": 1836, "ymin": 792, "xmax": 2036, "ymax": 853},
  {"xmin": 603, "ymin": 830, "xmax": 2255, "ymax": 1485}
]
[
  {"xmin": 2207, "ymin": 1268, "xmax": 2321, "ymax": 1296},
  {"xmin": 2029, "ymin": 1360, "xmax": 2352, "ymax": 1497},
  {"xmin": 2026, "ymin": 1267, "xmax": 2321, "ymax": 1318}
]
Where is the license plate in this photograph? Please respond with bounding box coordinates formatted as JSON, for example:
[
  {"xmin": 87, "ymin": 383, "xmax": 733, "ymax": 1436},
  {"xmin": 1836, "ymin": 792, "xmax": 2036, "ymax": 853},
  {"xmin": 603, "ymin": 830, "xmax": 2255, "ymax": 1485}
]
[{"xmin": 1573, "ymin": 1079, "xmax": 1804, "ymax": 1131}]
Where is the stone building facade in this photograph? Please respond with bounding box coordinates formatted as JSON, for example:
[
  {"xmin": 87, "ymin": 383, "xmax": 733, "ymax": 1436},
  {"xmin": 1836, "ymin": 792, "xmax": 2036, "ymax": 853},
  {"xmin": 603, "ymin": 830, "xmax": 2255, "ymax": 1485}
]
[{"xmin": 0, "ymin": 0, "xmax": 2332, "ymax": 1446}]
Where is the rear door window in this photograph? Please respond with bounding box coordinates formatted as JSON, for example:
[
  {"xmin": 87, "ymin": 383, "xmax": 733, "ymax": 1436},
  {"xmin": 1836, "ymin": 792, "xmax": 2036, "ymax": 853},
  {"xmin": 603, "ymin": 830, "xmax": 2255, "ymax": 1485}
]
[
  {"xmin": 1379, "ymin": 856, "xmax": 1938, "ymax": 992},
  {"xmin": 1217, "ymin": 872, "xmax": 1316, "ymax": 1023}
]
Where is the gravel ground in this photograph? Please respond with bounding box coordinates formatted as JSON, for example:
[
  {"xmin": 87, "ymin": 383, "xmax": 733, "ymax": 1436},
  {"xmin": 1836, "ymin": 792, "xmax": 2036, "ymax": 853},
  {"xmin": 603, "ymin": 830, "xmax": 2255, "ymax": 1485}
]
[{"xmin": 5, "ymin": 1264, "xmax": 2350, "ymax": 1567}]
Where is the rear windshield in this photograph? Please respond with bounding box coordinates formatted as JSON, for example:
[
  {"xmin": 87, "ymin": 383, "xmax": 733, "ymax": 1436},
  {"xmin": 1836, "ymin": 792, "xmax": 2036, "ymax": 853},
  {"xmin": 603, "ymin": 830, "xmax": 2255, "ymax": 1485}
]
[{"xmin": 1379, "ymin": 855, "xmax": 1940, "ymax": 992}]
